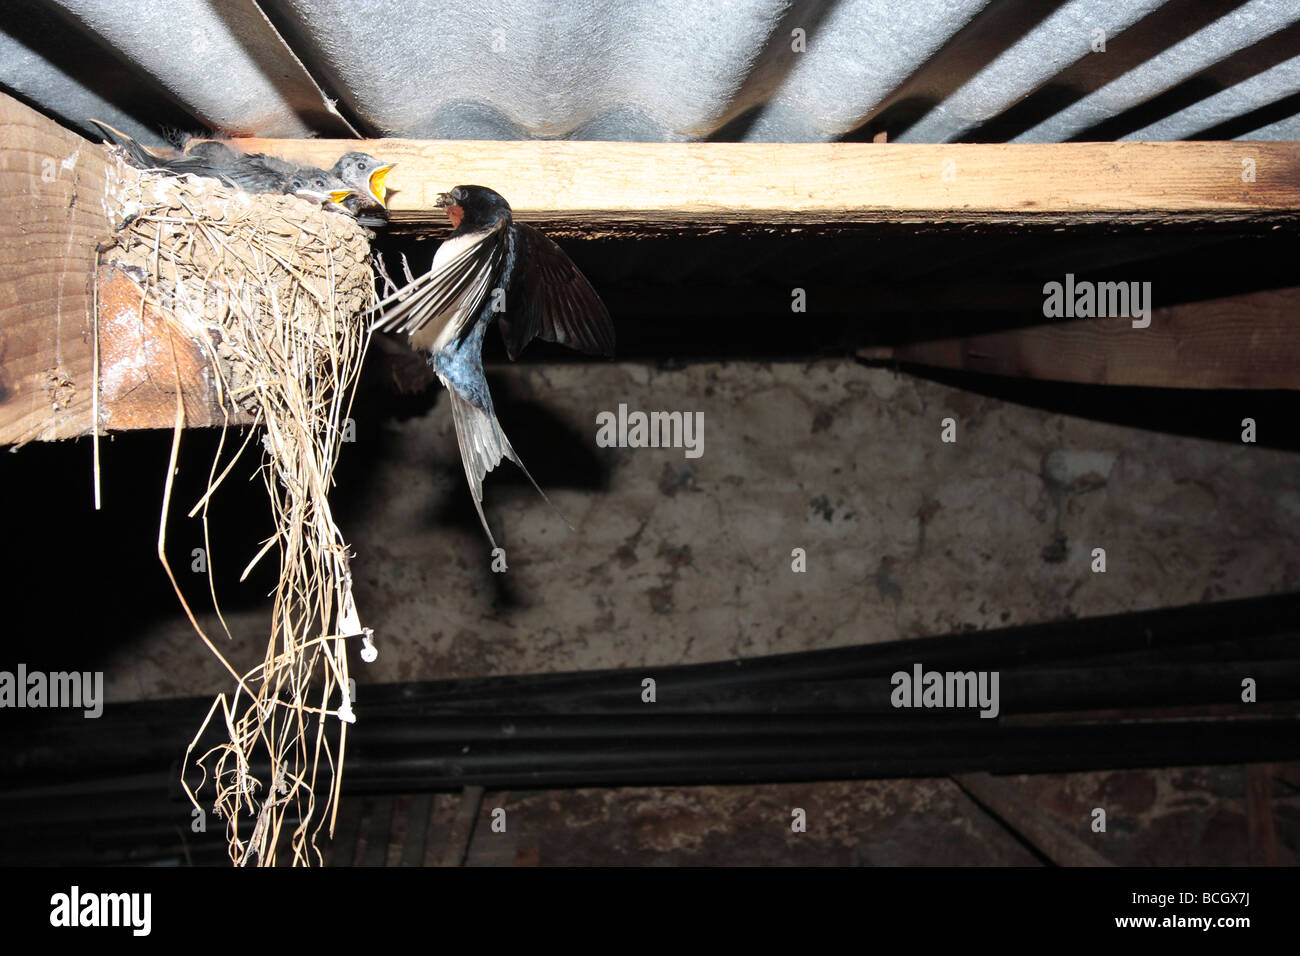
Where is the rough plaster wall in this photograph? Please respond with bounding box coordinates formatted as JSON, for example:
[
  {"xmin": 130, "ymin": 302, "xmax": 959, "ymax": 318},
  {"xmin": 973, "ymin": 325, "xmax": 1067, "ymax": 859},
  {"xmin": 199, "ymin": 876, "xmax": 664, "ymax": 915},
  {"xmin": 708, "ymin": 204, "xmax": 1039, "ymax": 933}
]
[{"xmin": 100, "ymin": 359, "xmax": 1300, "ymax": 699}]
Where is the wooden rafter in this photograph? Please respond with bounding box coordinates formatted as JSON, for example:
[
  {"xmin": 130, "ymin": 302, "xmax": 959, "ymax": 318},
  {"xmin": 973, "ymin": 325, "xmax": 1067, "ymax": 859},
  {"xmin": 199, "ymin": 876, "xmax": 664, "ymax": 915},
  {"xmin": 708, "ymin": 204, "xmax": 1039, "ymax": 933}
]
[
  {"xmin": 0, "ymin": 91, "xmax": 245, "ymax": 446},
  {"xmin": 861, "ymin": 287, "xmax": 1300, "ymax": 390},
  {"xmin": 238, "ymin": 137, "xmax": 1300, "ymax": 236}
]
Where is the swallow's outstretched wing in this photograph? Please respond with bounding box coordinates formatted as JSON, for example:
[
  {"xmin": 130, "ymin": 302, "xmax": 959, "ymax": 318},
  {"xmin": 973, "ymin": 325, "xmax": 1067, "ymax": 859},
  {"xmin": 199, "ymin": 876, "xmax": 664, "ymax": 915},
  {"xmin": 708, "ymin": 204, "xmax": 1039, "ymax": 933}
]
[
  {"xmin": 497, "ymin": 223, "xmax": 615, "ymax": 361},
  {"xmin": 370, "ymin": 223, "xmax": 507, "ymax": 352}
]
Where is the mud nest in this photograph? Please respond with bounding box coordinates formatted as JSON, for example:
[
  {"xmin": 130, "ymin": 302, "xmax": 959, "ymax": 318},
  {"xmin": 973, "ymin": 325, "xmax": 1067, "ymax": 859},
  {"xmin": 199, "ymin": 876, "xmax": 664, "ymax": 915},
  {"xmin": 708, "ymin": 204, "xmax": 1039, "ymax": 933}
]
[{"xmin": 101, "ymin": 158, "xmax": 376, "ymax": 866}]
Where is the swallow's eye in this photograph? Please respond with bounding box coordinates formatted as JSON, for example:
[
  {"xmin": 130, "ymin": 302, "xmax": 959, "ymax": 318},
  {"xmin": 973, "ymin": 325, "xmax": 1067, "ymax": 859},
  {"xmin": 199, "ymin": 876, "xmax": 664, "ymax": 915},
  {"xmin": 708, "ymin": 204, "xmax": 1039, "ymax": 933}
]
[{"xmin": 357, "ymin": 160, "xmax": 369, "ymax": 171}]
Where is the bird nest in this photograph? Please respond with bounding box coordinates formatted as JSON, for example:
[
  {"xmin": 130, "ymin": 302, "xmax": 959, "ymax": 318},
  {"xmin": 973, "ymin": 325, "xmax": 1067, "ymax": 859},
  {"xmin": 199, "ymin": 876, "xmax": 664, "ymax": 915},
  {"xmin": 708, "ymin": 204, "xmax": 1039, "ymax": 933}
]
[{"xmin": 100, "ymin": 161, "xmax": 375, "ymax": 866}]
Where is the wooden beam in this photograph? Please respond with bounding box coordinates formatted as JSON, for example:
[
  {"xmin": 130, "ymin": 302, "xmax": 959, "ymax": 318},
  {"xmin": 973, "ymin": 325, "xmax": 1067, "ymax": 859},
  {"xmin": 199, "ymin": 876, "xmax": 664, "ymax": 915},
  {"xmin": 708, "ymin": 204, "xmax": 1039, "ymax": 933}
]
[
  {"xmin": 0, "ymin": 91, "xmax": 110, "ymax": 445},
  {"xmin": 861, "ymin": 287, "xmax": 1300, "ymax": 389},
  {"xmin": 237, "ymin": 138, "xmax": 1300, "ymax": 236},
  {"xmin": 0, "ymin": 91, "xmax": 270, "ymax": 447},
  {"xmin": 0, "ymin": 91, "xmax": 253, "ymax": 445}
]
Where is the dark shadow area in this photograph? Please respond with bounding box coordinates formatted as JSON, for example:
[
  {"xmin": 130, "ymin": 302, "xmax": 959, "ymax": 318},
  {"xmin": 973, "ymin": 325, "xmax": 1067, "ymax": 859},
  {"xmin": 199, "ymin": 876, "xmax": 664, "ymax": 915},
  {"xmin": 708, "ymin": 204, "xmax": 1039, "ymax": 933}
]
[
  {"xmin": 0, "ymin": 428, "xmax": 280, "ymax": 675},
  {"xmin": 399, "ymin": 227, "xmax": 1300, "ymax": 363},
  {"xmin": 378, "ymin": 226, "xmax": 1300, "ymax": 325},
  {"xmin": 707, "ymin": 102, "xmax": 767, "ymax": 143}
]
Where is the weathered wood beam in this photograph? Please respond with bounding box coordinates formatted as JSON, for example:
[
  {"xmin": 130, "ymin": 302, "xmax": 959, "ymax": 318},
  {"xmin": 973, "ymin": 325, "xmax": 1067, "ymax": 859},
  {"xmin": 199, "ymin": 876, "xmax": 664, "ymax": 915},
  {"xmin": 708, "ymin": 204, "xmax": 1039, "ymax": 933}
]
[
  {"xmin": 8, "ymin": 100, "xmax": 1300, "ymax": 445},
  {"xmin": 0, "ymin": 91, "xmax": 248, "ymax": 445},
  {"xmin": 0, "ymin": 91, "xmax": 108, "ymax": 445},
  {"xmin": 861, "ymin": 287, "xmax": 1300, "ymax": 390},
  {"xmin": 238, "ymin": 138, "xmax": 1300, "ymax": 236}
]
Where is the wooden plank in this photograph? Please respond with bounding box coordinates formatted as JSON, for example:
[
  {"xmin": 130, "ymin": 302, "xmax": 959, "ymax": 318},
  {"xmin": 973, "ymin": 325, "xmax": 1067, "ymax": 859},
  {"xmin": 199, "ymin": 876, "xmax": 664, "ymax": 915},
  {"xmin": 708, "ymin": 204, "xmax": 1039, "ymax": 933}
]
[
  {"xmin": 861, "ymin": 287, "xmax": 1300, "ymax": 389},
  {"xmin": 236, "ymin": 138, "xmax": 1300, "ymax": 235},
  {"xmin": 0, "ymin": 91, "xmax": 245, "ymax": 445},
  {"xmin": 0, "ymin": 91, "xmax": 110, "ymax": 446},
  {"xmin": 953, "ymin": 772, "xmax": 1116, "ymax": 867}
]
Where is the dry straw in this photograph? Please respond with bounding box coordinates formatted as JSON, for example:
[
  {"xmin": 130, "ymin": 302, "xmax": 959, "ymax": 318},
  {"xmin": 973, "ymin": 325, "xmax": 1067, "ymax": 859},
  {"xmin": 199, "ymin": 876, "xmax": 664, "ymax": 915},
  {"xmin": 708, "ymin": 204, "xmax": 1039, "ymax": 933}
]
[{"xmin": 102, "ymin": 160, "xmax": 375, "ymax": 866}]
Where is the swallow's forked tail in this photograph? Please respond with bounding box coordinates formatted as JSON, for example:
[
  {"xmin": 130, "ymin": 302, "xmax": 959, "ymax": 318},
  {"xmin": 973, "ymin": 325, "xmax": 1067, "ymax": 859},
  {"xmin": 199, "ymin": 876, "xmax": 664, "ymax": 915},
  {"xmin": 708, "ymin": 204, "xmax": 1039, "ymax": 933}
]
[{"xmin": 440, "ymin": 380, "xmax": 572, "ymax": 549}]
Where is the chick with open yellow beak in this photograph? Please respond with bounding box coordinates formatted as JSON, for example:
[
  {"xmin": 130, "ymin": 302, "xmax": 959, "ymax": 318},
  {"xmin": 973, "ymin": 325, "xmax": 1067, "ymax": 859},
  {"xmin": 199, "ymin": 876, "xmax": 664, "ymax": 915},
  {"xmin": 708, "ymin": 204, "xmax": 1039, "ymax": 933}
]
[{"xmin": 332, "ymin": 151, "xmax": 397, "ymax": 227}]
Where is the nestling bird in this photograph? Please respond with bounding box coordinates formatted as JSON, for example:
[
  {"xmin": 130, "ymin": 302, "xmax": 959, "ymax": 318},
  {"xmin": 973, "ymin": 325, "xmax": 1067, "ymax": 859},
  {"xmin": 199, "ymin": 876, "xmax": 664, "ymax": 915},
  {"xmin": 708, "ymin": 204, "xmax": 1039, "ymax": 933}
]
[
  {"xmin": 371, "ymin": 185, "xmax": 614, "ymax": 548},
  {"xmin": 331, "ymin": 151, "xmax": 396, "ymax": 228},
  {"xmin": 181, "ymin": 139, "xmax": 348, "ymax": 200},
  {"xmin": 89, "ymin": 121, "xmax": 355, "ymax": 209}
]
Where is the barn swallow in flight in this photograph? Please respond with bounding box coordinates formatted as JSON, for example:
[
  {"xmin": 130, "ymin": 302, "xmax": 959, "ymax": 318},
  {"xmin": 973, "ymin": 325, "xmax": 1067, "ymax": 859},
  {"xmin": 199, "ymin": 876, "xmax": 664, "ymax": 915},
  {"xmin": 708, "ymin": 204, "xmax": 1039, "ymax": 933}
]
[
  {"xmin": 331, "ymin": 151, "xmax": 396, "ymax": 227},
  {"xmin": 90, "ymin": 121, "xmax": 354, "ymax": 209},
  {"xmin": 370, "ymin": 185, "xmax": 614, "ymax": 548}
]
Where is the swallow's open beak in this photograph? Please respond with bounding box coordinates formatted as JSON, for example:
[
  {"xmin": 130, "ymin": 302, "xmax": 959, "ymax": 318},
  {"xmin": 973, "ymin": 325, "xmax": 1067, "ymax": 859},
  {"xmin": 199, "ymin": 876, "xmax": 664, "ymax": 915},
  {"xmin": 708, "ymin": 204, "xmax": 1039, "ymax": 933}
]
[
  {"xmin": 329, "ymin": 188, "xmax": 354, "ymax": 206},
  {"xmin": 435, "ymin": 192, "xmax": 454, "ymax": 207},
  {"xmin": 367, "ymin": 164, "xmax": 396, "ymax": 206}
]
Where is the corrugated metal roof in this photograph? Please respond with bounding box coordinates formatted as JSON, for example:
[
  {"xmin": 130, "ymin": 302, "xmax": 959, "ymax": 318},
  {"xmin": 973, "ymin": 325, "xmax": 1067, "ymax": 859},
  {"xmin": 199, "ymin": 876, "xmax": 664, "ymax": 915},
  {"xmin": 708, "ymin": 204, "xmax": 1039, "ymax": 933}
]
[{"xmin": 4, "ymin": 0, "xmax": 1298, "ymax": 146}]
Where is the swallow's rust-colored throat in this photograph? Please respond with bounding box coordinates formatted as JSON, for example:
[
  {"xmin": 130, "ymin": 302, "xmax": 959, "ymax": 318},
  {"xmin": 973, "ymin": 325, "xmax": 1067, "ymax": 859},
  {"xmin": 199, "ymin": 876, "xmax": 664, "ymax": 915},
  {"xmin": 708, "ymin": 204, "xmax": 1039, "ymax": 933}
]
[{"xmin": 446, "ymin": 204, "xmax": 464, "ymax": 229}]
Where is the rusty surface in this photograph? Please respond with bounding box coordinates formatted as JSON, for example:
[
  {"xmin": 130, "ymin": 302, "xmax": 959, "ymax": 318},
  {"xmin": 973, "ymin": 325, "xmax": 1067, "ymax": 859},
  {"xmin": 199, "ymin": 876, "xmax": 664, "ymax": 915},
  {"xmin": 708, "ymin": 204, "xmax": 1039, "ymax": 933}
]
[
  {"xmin": 1245, "ymin": 764, "xmax": 1279, "ymax": 866},
  {"xmin": 1013, "ymin": 764, "xmax": 1300, "ymax": 867},
  {"xmin": 466, "ymin": 781, "xmax": 1039, "ymax": 866},
  {"xmin": 319, "ymin": 765, "xmax": 1300, "ymax": 865}
]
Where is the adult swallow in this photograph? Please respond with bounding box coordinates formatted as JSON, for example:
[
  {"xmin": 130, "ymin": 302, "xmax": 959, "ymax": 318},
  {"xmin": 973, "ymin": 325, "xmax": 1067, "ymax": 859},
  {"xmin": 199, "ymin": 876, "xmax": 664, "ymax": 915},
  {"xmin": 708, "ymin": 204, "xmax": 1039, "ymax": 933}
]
[
  {"xmin": 371, "ymin": 185, "xmax": 614, "ymax": 547},
  {"xmin": 331, "ymin": 151, "xmax": 396, "ymax": 227},
  {"xmin": 90, "ymin": 122, "xmax": 354, "ymax": 208}
]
